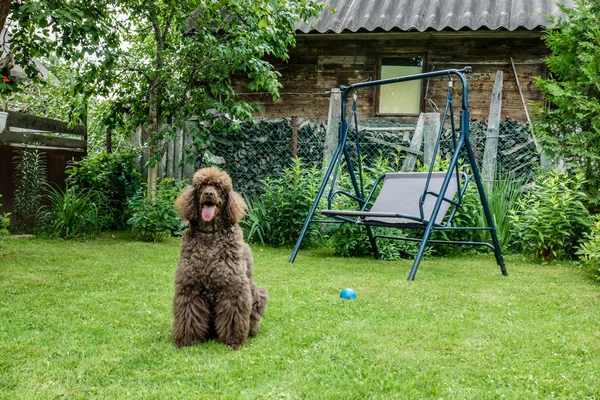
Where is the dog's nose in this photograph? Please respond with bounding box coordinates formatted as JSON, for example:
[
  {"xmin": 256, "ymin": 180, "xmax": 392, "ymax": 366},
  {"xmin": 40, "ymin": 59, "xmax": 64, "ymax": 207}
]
[{"xmin": 204, "ymin": 189, "xmax": 215, "ymax": 199}]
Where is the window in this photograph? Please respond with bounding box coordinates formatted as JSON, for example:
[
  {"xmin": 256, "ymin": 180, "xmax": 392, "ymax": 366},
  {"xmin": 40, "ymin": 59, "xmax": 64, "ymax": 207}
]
[{"xmin": 378, "ymin": 56, "xmax": 424, "ymax": 115}]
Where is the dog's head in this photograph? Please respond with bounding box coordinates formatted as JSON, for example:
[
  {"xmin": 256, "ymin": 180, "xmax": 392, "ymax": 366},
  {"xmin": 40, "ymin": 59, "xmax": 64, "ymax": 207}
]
[{"xmin": 175, "ymin": 167, "xmax": 247, "ymax": 226}]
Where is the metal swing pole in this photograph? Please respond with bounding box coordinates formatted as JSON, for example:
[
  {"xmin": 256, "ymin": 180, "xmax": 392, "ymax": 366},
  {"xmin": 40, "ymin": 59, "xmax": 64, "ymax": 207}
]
[
  {"xmin": 407, "ymin": 106, "xmax": 469, "ymax": 280},
  {"xmin": 289, "ymin": 90, "xmax": 352, "ymax": 263},
  {"xmin": 463, "ymin": 123, "xmax": 508, "ymax": 276}
]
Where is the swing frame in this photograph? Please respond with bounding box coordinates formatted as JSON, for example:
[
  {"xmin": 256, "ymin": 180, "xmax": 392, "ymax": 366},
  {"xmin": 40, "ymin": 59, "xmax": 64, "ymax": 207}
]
[{"xmin": 289, "ymin": 67, "xmax": 508, "ymax": 281}]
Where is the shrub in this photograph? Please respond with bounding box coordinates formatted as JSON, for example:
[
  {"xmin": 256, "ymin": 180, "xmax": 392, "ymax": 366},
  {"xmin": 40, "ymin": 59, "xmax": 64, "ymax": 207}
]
[
  {"xmin": 12, "ymin": 143, "xmax": 46, "ymax": 232},
  {"xmin": 261, "ymin": 158, "xmax": 322, "ymax": 247},
  {"xmin": 0, "ymin": 194, "xmax": 10, "ymax": 238},
  {"xmin": 240, "ymin": 195, "xmax": 270, "ymax": 245},
  {"xmin": 534, "ymin": 0, "xmax": 600, "ymax": 212},
  {"xmin": 40, "ymin": 185, "xmax": 105, "ymax": 239},
  {"xmin": 443, "ymin": 176, "xmax": 523, "ymax": 252},
  {"xmin": 127, "ymin": 178, "xmax": 186, "ymax": 242},
  {"xmin": 67, "ymin": 149, "xmax": 142, "ymax": 230},
  {"xmin": 575, "ymin": 215, "xmax": 600, "ymax": 280},
  {"xmin": 510, "ymin": 170, "xmax": 592, "ymax": 261}
]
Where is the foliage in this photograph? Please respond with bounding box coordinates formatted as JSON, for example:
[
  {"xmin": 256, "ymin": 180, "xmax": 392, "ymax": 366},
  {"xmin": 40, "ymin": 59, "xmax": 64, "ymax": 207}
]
[
  {"xmin": 7, "ymin": 1, "xmax": 119, "ymax": 85},
  {"xmin": 127, "ymin": 178, "xmax": 186, "ymax": 242},
  {"xmin": 94, "ymin": 0, "xmax": 325, "ymax": 197},
  {"xmin": 535, "ymin": 0, "xmax": 600, "ymax": 212},
  {"xmin": 0, "ymin": 194, "xmax": 10, "ymax": 238},
  {"xmin": 510, "ymin": 170, "xmax": 592, "ymax": 261},
  {"xmin": 442, "ymin": 176, "xmax": 523, "ymax": 252},
  {"xmin": 240, "ymin": 195, "xmax": 271, "ymax": 246},
  {"xmin": 10, "ymin": 57, "xmax": 89, "ymax": 126},
  {"xmin": 261, "ymin": 158, "xmax": 322, "ymax": 247},
  {"xmin": 0, "ymin": 72, "xmax": 18, "ymax": 111},
  {"xmin": 40, "ymin": 184, "xmax": 105, "ymax": 239},
  {"xmin": 576, "ymin": 215, "xmax": 600, "ymax": 280},
  {"xmin": 12, "ymin": 143, "xmax": 46, "ymax": 233},
  {"xmin": 66, "ymin": 149, "xmax": 142, "ymax": 230}
]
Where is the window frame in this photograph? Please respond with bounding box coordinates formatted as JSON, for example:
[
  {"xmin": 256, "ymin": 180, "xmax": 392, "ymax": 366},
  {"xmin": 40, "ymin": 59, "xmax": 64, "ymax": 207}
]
[{"xmin": 374, "ymin": 53, "xmax": 427, "ymax": 117}]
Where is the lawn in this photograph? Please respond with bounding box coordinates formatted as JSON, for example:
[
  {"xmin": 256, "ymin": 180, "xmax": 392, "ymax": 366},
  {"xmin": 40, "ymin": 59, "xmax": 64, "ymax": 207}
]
[{"xmin": 1, "ymin": 234, "xmax": 599, "ymax": 399}]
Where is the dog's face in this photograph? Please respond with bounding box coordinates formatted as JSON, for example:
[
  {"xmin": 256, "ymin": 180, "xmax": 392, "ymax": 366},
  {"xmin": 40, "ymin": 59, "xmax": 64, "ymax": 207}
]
[{"xmin": 175, "ymin": 167, "xmax": 247, "ymax": 226}]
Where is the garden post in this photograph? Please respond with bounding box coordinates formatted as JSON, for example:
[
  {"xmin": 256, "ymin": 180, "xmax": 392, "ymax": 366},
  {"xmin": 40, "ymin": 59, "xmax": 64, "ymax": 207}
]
[{"xmin": 482, "ymin": 70, "xmax": 503, "ymax": 194}]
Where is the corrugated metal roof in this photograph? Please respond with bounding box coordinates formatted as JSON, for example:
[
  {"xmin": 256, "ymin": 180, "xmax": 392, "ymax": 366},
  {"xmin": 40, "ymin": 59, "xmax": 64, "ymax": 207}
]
[{"xmin": 297, "ymin": 0, "xmax": 575, "ymax": 33}]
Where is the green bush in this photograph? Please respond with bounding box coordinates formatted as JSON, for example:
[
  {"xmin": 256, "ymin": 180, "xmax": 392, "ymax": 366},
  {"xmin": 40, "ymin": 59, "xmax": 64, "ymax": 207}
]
[
  {"xmin": 0, "ymin": 194, "xmax": 11, "ymax": 238},
  {"xmin": 12, "ymin": 143, "xmax": 46, "ymax": 232},
  {"xmin": 127, "ymin": 178, "xmax": 186, "ymax": 242},
  {"xmin": 261, "ymin": 158, "xmax": 322, "ymax": 247},
  {"xmin": 240, "ymin": 195, "xmax": 271, "ymax": 245},
  {"xmin": 67, "ymin": 149, "xmax": 142, "ymax": 230},
  {"xmin": 510, "ymin": 170, "xmax": 592, "ymax": 261},
  {"xmin": 534, "ymin": 0, "xmax": 600, "ymax": 212},
  {"xmin": 441, "ymin": 176, "xmax": 523, "ymax": 252},
  {"xmin": 40, "ymin": 185, "xmax": 106, "ymax": 239},
  {"xmin": 575, "ymin": 215, "xmax": 600, "ymax": 280}
]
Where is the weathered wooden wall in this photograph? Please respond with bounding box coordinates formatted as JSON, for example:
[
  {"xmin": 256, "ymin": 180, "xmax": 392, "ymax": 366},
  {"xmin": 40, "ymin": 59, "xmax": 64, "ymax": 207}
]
[
  {"xmin": 0, "ymin": 112, "xmax": 87, "ymax": 214},
  {"xmin": 239, "ymin": 31, "xmax": 547, "ymax": 122}
]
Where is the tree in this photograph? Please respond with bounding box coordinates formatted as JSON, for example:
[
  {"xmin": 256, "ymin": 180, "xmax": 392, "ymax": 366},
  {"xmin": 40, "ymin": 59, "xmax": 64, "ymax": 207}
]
[
  {"xmin": 98, "ymin": 0, "xmax": 325, "ymax": 198},
  {"xmin": 535, "ymin": 0, "xmax": 600, "ymax": 211},
  {"xmin": 3, "ymin": 1, "xmax": 119, "ymax": 79}
]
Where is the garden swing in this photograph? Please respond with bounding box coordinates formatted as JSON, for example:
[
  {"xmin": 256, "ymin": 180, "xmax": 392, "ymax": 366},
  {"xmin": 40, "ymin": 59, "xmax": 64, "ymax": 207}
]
[{"xmin": 289, "ymin": 67, "xmax": 508, "ymax": 281}]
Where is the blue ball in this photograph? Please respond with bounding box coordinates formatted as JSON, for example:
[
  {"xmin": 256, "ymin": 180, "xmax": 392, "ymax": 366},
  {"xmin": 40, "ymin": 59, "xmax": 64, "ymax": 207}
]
[{"xmin": 340, "ymin": 288, "xmax": 357, "ymax": 299}]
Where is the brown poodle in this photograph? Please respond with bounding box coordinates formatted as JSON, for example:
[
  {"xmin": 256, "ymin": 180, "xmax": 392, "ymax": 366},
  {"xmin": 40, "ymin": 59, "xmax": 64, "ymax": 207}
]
[{"xmin": 172, "ymin": 167, "xmax": 268, "ymax": 350}]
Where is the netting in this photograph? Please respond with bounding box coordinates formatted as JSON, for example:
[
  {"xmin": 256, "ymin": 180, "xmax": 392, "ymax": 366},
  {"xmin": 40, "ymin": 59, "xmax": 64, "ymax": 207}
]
[{"xmin": 204, "ymin": 118, "xmax": 539, "ymax": 195}]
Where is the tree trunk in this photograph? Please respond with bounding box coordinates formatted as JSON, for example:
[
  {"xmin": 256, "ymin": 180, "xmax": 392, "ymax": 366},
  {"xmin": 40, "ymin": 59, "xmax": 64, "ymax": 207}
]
[
  {"xmin": 147, "ymin": 76, "xmax": 160, "ymax": 200},
  {"xmin": 0, "ymin": 0, "xmax": 11, "ymax": 35},
  {"xmin": 146, "ymin": 5, "xmax": 168, "ymax": 200}
]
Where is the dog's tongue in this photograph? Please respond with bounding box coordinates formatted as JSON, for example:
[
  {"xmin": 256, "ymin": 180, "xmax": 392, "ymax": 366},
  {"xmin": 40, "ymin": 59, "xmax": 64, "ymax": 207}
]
[{"xmin": 202, "ymin": 205, "xmax": 216, "ymax": 222}]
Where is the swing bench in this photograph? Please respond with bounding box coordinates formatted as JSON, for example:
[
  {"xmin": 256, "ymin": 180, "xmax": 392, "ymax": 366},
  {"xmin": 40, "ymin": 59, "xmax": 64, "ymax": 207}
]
[{"xmin": 290, "ymin": 67, "xmax": 508, "ymax": 281}]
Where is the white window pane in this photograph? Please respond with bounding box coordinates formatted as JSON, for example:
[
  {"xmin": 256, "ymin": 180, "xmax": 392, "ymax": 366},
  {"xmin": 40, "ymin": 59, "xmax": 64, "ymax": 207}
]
[{"xmin": 379, "ymin": 65, "xmax": 422, "ymax": 114}]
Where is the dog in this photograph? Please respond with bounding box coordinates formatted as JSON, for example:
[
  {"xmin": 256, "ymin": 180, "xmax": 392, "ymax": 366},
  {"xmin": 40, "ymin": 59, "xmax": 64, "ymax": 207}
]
[{"xmin": 172, "ymin": 167, "xmax": 268, "ymax": 350}]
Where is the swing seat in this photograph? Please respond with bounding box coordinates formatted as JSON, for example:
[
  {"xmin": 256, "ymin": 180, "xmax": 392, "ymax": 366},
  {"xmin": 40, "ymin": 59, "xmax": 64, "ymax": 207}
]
[{"xmin": 322, "ymin": 171, "xmax": 467, "ymax": 227}]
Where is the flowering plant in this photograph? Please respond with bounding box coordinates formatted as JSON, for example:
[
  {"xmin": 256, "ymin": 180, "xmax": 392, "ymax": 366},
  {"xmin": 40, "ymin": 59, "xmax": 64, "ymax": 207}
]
[{"xmin": 0, "ymin": 74, "xmax": 14, "ymax": 111}]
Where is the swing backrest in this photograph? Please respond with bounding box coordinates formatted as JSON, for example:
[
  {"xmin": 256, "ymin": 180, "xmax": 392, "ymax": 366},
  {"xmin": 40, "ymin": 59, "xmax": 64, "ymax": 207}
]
[{"xmin": 364, "ymin": 171, "xmax": 466, "ymax": 226}]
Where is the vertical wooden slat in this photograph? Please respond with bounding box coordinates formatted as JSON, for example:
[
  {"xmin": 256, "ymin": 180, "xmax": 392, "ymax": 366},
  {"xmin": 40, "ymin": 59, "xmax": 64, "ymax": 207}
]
[
  {"xmin": 482, "ymin": 70, "xmax": 503, "ymax": 194},
  {"xmin": 421, "ymin": 112, "xmax": 441, "ymax": 169},
  {"xmin": 175, "ymin": 126, "xmax": 183, "ymax": 180},
  {"xmin": 183, "ymin": 131, "xmax": 195, "ymax": 180},
  {"xmin": 402, "ymin": 113, "xmax": 426, "ymax": 172},
  {"xmin": 167, "ymin": 137, "xmax": 175, "ymax": 178},
  {"xmin": 323, "ymin": 88, "xmax": 341, "ymax": 172}
]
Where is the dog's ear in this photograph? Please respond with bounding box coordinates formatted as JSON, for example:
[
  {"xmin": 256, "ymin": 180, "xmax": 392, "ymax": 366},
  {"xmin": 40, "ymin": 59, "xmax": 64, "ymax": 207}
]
[
  {"xmin": 225, "ymin": 190, "xmax": 247, "ymax": 224},
  {"xmin": 175, "ymin": 186, "xmax": 198, "ymax": 222}
]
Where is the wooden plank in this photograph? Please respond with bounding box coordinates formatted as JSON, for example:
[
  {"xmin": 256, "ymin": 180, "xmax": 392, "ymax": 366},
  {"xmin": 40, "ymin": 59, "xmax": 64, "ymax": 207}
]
[
  {"xmin": 167, "ymin": 138, "xmax": 175, "ymax": 178},
  {"xmin": 402, "ymin": 113, "xmax": 427, "ymax": 172},
  {"xmin": 482, "ymin": 71, "xmax": 503, "ymax": 194},
  {"xmin": 175, "ymin": 127, "xmax": 183, "ymax": 180},
  {"xmin": 183, "ymin": 132, "xmax": 195, "ymax": 180},
  {"xmin": 323, "ymin": 88, "xmax": 341, "ymax": 172},
  {"xmin": 0, "ymin": 130, "xmax": 86, "ymax": 150},
  {"xmin": 421, "ymin": 113, "xmax": 441, "ymax": 168},
  {"xmin": 6, "ymin": 111, "xmax": 87, "ymax": 137}
]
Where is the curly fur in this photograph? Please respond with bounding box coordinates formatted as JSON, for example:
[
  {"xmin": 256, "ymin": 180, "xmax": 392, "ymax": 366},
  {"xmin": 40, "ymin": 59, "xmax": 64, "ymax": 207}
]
[{"xmin": 172, "ymin": 167, "xmax": 268, "ymax": 350}]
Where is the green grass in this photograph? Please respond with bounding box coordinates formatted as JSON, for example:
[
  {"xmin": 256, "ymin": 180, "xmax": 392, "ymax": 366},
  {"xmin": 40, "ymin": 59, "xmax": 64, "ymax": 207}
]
[{"xmin": 1, "ymin": 234, "xmax": 599, "ymax": 399}]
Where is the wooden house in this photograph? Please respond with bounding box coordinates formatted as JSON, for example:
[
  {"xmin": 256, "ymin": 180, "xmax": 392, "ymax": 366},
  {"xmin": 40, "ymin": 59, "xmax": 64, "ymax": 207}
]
[{"xmin": 241, "ymin": 0, "xmax": 573, "ymax": 122}]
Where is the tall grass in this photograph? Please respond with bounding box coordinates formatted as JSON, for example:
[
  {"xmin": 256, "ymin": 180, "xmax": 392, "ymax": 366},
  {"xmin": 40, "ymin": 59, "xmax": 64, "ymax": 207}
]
[
  {"xmin": 12, "ymin": 143, "xmax": 46, "ymax": 232},
  {"xmin": 479, "ymin": 178, "xmax": 523, "ymax": 248},
  {"xmin": 40, "ymin": 185, "xmax": 106, "ymax": 239},
  {"xmin": 240, "ymin": 195, "xmax": 271, "ymax": 245}
]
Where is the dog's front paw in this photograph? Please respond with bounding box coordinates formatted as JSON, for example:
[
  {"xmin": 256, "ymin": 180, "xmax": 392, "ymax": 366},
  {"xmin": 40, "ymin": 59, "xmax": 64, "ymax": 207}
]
[{"xmin": 225, "ymin": 339, "xmax": 243, "ymax": 350}]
